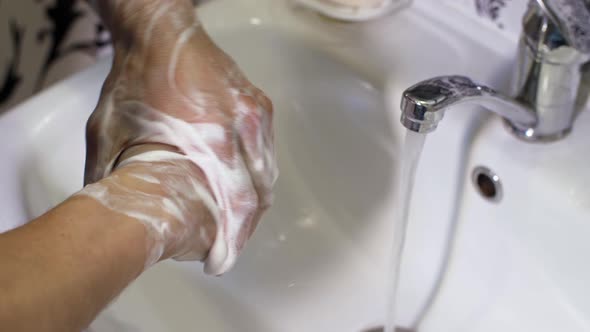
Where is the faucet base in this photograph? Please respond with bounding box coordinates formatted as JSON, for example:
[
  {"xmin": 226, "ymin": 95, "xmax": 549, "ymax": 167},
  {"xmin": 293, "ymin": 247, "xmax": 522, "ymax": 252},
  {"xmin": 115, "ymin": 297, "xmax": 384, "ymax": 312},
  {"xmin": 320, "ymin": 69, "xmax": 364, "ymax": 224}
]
[{"xmin": 503, "ymin": 120, "xmax": 572, "ymax": 143}]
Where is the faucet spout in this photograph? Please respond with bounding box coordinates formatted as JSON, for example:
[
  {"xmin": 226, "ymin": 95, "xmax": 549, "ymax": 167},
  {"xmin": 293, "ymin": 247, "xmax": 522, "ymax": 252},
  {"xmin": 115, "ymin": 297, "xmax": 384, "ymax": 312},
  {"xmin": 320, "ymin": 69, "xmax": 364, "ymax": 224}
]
[{"xmin": 400, "ymin": 76, "xmax": 538, "ymax": 134}]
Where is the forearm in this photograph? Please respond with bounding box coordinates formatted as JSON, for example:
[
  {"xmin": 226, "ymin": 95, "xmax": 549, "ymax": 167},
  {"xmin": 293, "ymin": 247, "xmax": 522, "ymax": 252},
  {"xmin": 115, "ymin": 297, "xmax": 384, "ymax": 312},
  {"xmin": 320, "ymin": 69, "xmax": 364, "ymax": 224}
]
[
  {"xmin": 0, "ymin": 195, "xmax": 149, "ymax": 332},
  {"xmin": 0, "ymin": 142, "xmax": 216, "ymax": 331}
]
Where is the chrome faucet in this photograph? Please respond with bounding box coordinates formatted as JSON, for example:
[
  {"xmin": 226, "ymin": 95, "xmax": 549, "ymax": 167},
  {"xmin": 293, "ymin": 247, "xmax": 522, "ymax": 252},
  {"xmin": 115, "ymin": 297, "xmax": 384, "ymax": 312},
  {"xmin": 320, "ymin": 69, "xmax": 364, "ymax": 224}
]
[{"xmin": 401, "ymin": 0, "xmax": 590, "ymax": 142}]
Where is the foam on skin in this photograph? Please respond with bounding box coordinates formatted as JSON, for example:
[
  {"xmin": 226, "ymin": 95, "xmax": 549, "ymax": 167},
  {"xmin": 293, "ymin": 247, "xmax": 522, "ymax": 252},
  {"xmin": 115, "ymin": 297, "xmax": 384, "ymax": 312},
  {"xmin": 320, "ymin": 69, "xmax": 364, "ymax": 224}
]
[
  {"xmin": 81, "ymin": 151, "xmax": 219, "ymax": 268},
  {"xmin": 80, "ymin": 4, "xmax": 277, "ymax": 275}
]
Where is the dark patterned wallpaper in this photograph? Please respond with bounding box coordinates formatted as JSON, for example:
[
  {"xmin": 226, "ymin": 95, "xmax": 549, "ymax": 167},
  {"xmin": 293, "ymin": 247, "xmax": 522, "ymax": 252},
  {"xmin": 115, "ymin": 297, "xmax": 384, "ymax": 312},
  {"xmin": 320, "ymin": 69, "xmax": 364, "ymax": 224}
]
[
  {"xmin": 35, "ymin": 0, "xmax": 110, "ymax": 90},
  {"xmin": 475, "ymin": 0, "xmax": 510, "ymax": 28},
  {"xmin": 0, "ymin": 20, "xmax": 24, "ymax": 105},
  {"xmin": 0, "ymin": 0, "xmax": 111, "ymax": 111}
]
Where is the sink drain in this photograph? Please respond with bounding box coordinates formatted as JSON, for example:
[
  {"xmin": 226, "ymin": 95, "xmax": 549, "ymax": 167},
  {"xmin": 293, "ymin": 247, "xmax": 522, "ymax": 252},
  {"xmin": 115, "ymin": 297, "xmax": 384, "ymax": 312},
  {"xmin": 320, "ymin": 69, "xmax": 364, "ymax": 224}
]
[{"xmin": 472, "ymin": 166, "xmax": 502, "ymax": 203}]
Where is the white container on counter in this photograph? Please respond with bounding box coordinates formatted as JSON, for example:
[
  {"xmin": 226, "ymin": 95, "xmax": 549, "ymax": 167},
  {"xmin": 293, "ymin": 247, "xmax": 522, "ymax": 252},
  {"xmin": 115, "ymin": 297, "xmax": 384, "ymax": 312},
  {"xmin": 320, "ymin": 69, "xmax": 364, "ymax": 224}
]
[{"xmin": 294, "ymin": 0, "xmax": 411, "ymax": 21}]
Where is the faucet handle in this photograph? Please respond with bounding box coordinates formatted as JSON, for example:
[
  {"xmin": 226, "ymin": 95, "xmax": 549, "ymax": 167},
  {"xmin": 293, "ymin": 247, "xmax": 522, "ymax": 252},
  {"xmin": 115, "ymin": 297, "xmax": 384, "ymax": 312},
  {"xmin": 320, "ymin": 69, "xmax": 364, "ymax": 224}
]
[{"xmin": 534, "ymin": 0, "xmax": 590, "ymax": 53}]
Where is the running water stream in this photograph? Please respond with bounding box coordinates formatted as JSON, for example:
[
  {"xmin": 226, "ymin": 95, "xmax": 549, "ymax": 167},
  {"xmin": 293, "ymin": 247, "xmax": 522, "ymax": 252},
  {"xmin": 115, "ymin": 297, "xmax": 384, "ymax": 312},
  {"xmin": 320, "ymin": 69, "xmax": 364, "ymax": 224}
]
[{"xmin": 383, "ymin": 130, "xmax": 426, "ymax": 332}]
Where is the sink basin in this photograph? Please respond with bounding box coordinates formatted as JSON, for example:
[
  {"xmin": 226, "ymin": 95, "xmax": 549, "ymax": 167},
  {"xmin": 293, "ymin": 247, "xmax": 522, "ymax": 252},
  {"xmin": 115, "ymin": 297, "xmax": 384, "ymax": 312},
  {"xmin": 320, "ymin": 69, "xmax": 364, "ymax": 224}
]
[
  {"xmin": 418, "ymin": 107, "xmax": 590, "ymax": 331},
  {"xmin": 1, "ymin": 0, "xmax": 589, "ymax": 331}
]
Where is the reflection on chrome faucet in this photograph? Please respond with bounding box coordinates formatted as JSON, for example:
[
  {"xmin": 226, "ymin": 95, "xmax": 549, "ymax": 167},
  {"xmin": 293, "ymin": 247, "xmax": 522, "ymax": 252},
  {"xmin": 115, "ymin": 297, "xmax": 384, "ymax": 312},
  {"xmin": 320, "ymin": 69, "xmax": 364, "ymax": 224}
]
[
  {"xmin": 401, "ymin": 0, "xmax": 590, "ymax": 142},
  {"xmin": 400, "ymin": 76, "xmax": 537, "ymax": 134}
]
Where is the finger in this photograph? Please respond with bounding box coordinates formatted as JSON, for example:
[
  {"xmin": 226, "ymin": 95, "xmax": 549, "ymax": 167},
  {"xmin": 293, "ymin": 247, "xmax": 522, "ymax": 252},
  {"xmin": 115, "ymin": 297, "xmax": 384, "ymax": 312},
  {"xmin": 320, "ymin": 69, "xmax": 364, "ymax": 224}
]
[
  {"xmin": 235, "ymin": 93, "xmax": 278, "ymax": 210},
  {"xmin": 84, "ymin": 98, "xmax": 129, "ymax": 185},
  {"xmin": 230, "ymin": 182, "xmax": 268, "ymax": 261},
  {"xmin": 84, "ymin": 109, "xmax": 104, "ymax": 186}
]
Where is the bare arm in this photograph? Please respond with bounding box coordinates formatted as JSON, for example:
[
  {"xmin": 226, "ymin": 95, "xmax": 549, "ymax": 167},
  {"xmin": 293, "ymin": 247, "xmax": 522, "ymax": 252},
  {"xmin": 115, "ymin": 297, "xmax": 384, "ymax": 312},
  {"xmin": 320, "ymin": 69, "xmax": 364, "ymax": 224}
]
[
  {"xmin": 0, "ymin": 189, "xmax": 149, "ymax": 331},
  {"xmin": 0, "ymin": 0, "xmax": 276, "ymax": 329},
  {"xmin": 0, "ymin": 144, "xmax": 217, "ymax": 332}
]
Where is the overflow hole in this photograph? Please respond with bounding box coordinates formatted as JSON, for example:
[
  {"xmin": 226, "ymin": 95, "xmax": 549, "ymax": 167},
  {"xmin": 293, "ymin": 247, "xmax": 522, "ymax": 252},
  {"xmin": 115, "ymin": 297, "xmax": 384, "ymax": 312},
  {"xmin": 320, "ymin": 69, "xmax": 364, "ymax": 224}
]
[{"xmin": 472, "ymin": 166, "xmax": 502, "ymax": 203}]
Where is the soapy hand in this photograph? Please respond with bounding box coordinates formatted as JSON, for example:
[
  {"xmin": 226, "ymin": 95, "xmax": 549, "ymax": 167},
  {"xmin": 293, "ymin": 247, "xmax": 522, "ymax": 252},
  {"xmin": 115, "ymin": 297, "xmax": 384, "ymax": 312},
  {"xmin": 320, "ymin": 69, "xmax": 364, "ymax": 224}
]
[{"xmin": 81, "ymin": 0, "xmax": 277, "ymax": 275}]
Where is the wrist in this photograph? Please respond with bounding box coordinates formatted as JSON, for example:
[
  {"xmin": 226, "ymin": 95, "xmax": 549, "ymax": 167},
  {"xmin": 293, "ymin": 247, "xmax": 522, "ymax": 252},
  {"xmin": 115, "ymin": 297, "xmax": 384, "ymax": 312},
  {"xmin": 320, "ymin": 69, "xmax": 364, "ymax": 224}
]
[
  {"xmin": 108, "ymin": 144, "xmax": 217, "ymax": 265},
  {"xmin": 61, "ymin": 194, "xmax": 151, "ymax": 278},
  {"xmin": 96, "ymin": 0, "xmax": 198, "ymax": 49}
]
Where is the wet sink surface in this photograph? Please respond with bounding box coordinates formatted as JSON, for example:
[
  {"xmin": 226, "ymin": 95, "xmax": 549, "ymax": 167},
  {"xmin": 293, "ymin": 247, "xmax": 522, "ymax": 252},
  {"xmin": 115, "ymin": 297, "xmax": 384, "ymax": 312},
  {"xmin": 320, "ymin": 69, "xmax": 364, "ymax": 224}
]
[
  {"xmin": 17, "ymin": 2, "xmax": 402, "ymax": 330},
  {"xmin": 2, "ymin": 0, "xmax": 588, "ymax": 331}
]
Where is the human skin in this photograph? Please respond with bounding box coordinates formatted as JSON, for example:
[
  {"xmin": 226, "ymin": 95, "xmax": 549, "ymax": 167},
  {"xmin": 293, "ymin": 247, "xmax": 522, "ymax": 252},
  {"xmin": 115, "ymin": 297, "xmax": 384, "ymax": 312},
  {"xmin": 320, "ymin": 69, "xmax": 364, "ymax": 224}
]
[{"xmin": 0, "ymin": 0, "xmax": 277, "ymax": 330}]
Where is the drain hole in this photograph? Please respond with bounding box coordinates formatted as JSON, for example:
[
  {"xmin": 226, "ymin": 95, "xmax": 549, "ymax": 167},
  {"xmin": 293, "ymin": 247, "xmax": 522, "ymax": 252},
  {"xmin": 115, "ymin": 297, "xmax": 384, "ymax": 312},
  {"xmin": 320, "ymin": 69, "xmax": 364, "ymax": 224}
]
[
  {"xmin": 472, "ymin": 166, "xmax": 502, "ymax": 203},
  {"xmin": 476, "ymin": 173, "xmax": 497, "ymax": 198}
]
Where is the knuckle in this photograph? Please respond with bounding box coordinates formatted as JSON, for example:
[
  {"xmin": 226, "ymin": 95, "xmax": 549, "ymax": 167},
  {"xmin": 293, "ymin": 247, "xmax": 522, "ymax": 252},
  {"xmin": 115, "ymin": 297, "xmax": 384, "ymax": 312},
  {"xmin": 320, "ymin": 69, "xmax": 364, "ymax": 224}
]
[
  {"xmin": 252, "ymin": 88, "xmax": 273, "ymax": 113},
  {"xmin": 85, "ymin": 112, "xmax": 100, "ymax": 137},
  {"xmin": 259, "ymin": 94, "xmax": 273, "ymax": 114},
  {"xmin": 237, "ymin": 94, "xmax": 259, "ymax": 111}
]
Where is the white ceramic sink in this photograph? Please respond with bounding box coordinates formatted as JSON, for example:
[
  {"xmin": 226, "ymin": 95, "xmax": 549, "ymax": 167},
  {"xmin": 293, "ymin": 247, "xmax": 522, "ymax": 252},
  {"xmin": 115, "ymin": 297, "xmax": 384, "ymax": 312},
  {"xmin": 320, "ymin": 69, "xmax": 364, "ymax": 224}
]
[
  {"xmin": 418, "ymin": 100, "xmax": 590, "ymax": 332},
  {"xmin": 1, "ymin": 0, "xmax": 589, "ymax": 331}
]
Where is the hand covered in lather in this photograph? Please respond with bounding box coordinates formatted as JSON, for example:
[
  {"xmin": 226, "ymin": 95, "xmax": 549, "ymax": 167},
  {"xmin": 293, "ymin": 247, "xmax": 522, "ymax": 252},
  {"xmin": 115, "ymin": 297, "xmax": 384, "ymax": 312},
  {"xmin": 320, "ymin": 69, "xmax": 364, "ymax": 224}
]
[{"xmin": 80, "ymin": 0, "xmax": 278, "ymax": 275}]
